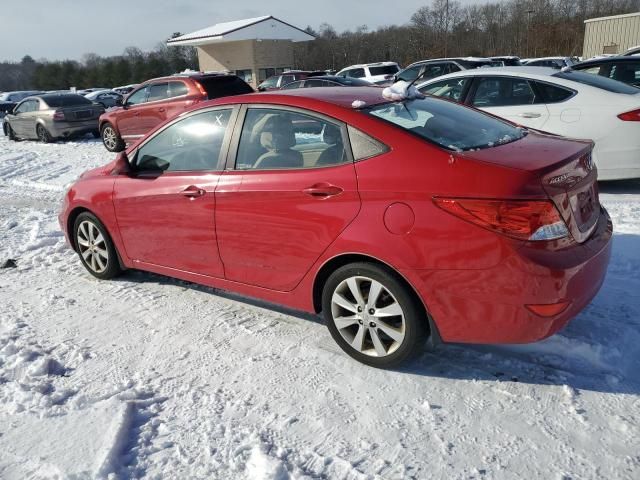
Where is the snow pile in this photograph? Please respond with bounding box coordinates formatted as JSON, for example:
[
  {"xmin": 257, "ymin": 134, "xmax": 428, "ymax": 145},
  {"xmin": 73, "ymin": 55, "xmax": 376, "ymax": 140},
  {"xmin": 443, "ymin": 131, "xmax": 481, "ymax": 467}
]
[
  {"xmin": 382, "ymin": 80, "xmax": 425, "ymax": 101},
  {"xmin": 1, "ymin": 131, "xmax": 640, "ymax": 479},
  {"xmin": 351, "ymin": 99, "xmax": 367, "ymax": 108}
]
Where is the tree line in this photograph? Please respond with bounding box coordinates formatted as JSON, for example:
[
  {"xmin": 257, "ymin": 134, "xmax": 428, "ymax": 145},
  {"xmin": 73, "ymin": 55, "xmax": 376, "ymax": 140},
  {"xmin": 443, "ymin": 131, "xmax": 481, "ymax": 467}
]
[
  {"xmin": 0, "ymin": 34, "xmax": 197, "ymax": 92},
  {"xmin": 1, "ymin": 0, "xmax": 639, "ymax": 92},
  {"xmin": 296, "ymin": 0, "xmax": 639, "ymax": 70}
]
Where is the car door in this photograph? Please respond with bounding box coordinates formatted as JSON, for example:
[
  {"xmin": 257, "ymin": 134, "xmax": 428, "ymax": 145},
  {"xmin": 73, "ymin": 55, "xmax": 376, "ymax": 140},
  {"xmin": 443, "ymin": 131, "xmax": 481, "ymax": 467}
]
[
  {"xmin": 165, "ymin": 80, "xmax": 190, "ymax": 120},
  {"xmin": 469, "ymin": 76, "xmax": 550, "ymax": 129},
  {"xmin": 116, "ymin": 85, "xmax": 149, "ymax": 138},
  {"xmin": 113, "ymin": 106, "xmax": 237, "ymax": 277},
  {"xmin": 8, "ymin": 100, "xmax": 32, "ymax": 136},
  {"xmin": 215, "ymin": 106, "xmax": 361, "ymax": 291},
  {"xmin": 21, "ymin": 99, "xmax": 41, "ymax": 138}
]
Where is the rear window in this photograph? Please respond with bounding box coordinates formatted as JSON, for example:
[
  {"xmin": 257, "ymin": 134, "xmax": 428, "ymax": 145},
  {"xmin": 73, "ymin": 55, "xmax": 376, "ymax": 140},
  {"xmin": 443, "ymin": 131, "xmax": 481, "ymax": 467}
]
[
  {"xmin": 41, "ymin": 95, "xmax": 92, "ymax": 107},
  {"xmin": 553, "ymin": 70, "xmax": 640, "ymax": 94},
  {"xmin": 197, "ymin": 75, "xmax": 254, "ymax": 99},
  {"xmin": 365, "ymin": 97, "xmax": 526, "ymax": 152},
  {"xmin": 369, "ymin": 65, "xmax": 399, "ymax": 76}
]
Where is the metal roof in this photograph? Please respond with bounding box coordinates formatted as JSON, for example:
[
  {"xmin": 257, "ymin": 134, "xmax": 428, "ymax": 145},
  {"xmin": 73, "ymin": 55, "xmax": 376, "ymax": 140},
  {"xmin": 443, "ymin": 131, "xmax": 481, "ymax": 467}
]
[{"xmin": 167, "ymin": 15, "xmax": 315, "ymax": 47}]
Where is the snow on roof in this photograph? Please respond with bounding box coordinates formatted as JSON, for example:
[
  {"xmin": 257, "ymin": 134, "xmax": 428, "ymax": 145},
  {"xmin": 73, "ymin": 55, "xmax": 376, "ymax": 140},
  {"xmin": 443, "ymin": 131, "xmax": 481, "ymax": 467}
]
[{"xmin": 167, "ymin": 15, "xmax": 315, "ymax": 47}]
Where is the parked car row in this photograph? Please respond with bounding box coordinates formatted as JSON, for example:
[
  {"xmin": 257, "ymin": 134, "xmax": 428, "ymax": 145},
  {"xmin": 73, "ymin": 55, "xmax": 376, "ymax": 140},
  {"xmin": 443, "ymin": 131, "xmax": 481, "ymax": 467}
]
[{"xmin": 3, "ymin": 52, "xmax": 639, "ymax": 181}]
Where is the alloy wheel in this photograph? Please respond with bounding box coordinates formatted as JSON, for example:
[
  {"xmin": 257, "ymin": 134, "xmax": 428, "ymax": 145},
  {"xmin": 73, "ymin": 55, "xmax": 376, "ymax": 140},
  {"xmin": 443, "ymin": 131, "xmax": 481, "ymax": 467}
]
[
  {"xmin": 76, "ymin": 220, "xmax": 109, "ymax": 274},
  {"xmin": 330, "ymin": 276, "xmax": 406, "ymax": 357},
  {"xmin": 102, "ymin": 126, "xmax": 118, "ymax": 150}
]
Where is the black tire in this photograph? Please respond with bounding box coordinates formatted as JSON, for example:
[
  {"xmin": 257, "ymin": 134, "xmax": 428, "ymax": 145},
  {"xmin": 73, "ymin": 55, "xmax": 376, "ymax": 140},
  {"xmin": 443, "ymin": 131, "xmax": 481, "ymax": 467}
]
[
  {"xmin": 101, "ymin": 122, "xmax": 125, "ymax": 152},
  {"xmin": 36, "ymin": 124, "xmax": 53, "ymax": 143},
  {"xmin": 5, "ymin": 123, "xmax": 16, "ymax": 140},
  {"xmin": 322, "ymin": 262, "xmax": 428, "ymax": 368},
  {"xmin": 73, "ymin": 212, "xmax": 123, "ymax": 280}
]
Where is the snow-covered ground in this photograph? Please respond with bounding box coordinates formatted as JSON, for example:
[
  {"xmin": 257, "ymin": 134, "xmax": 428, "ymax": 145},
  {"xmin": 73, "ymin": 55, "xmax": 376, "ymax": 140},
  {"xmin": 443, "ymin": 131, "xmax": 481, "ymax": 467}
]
[{"xmin": 1, "ymin": 130, "xmax": 639, "ymax": 480}]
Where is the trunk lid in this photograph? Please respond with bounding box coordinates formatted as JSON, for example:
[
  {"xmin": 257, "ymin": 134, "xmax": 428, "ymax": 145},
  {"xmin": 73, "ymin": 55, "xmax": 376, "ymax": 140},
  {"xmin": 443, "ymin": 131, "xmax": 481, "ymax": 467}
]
[
  {"xmin": 461, "ymin": 131, "xmax": 599, "ymax": 243},
  {"xmin": 61, "ymin": 104, "xmax": 104, "ymax": 122}
]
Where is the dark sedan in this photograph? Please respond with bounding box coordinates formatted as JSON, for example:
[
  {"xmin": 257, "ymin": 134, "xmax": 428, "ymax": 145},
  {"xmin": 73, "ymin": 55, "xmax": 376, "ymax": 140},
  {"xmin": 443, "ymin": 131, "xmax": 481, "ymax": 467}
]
[
  {"xmin": 572, "ymin": 56, "xmax": 640, "ymax": 88},
  {"xmin": 4, "ymin": 93, "xmax": 104, "ymax": 142},
  {"xmin": 280, "ymin": 76, "xmax": 372, "ymax": 89}
]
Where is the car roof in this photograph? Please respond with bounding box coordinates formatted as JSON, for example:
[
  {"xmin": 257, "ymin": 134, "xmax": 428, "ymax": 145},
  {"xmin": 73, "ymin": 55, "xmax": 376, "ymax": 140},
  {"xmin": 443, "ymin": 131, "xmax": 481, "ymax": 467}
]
[
  {"xmin": 575, "ymin": 55, "xmax": 640, "ymax": 66},
  {"xmin": 407, "ymin": 57, "xmax": 494, "ymax": 67},
  {"xmin": 143, "ymin": 72, "xmax": 233, "ymax": 84},
  {"xmin": 232, "ymin": 86, "xmax": 391, "ymax": 109},
  {"xmin": 421, "ymin": 66, "xmax": 559, "ymax": 80},
  {"xmin": 340, "ymin": 62, "xmax": 398, "ymax": 69}
]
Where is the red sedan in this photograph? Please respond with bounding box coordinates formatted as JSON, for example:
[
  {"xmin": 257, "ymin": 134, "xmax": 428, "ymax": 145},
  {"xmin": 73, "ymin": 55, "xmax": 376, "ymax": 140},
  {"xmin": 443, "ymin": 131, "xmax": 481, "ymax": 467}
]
[{"xmin": 59, "ymin": 87, "xmax": 612, "ymax": 367}]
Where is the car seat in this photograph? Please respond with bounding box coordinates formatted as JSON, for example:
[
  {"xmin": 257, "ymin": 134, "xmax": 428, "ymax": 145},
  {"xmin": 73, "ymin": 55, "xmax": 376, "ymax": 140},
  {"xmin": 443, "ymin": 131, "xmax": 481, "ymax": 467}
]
[{"xmin": 253, "ymin": 115, "xmax": 303, "ymax": 169}]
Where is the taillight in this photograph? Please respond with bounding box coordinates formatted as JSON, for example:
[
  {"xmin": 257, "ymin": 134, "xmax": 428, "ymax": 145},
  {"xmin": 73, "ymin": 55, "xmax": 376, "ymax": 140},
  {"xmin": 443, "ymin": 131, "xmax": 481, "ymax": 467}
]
[
  {"xmin": 53, "ymin": 110, "xmax": 65, "ymax": 121},
  {"xmin": 194, "ymin": 81, "xmax": 208, "ymax": 98},
  {"xmin": 433, "ymin": 198, "xmax": 569, "ymax": 241},
  {"xmin": 617, "ymin": 109, "xmax": 640, "ymax": 121}
]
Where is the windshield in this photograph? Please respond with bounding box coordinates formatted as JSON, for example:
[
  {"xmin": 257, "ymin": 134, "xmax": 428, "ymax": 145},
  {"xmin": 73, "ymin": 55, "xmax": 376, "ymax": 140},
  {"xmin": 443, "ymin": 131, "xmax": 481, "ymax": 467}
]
[
  {"xmin": 365, "ymin": 97, "xmax": 526, "ymax": 152},
  {"xmin": 553, "ymin": 70, "xmax": 639, "ymax": 94}
]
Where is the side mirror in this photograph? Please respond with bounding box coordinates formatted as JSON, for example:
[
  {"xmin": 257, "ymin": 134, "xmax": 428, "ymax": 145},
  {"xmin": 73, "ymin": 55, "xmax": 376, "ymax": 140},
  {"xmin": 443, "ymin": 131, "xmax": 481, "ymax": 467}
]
[{"xmin": 111, "ymin": 151, "xmax": 131, "ymax": 175}]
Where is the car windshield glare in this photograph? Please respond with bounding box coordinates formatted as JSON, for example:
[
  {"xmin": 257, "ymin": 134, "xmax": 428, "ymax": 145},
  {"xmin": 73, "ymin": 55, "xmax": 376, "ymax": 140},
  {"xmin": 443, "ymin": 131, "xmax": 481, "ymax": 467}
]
[{"xmin": 364, "ymin": 97, "xmax": 526, "ymax": 151}]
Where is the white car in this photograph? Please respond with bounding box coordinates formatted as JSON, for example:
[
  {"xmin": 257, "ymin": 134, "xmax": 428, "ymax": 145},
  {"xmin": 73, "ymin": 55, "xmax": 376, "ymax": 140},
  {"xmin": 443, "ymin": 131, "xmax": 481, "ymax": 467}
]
[
  {"xmin": 336, "ymin": 62, "xmax": 400, "ymax": 84},
  {"xmin": 522, "ymin": 57, "xmax": 578, "ymax": 68},
  {"xmin": 418, "ymin": 67, "xmax": 640, "ymax": 180}
]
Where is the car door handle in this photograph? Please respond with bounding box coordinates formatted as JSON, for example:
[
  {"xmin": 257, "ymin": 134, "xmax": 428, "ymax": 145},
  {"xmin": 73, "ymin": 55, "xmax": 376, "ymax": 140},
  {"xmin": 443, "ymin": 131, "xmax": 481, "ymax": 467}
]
[
  {"xmin": 302, "ymin": 183, "xmax": 343, "ymax": 198},
  {"xmin": 517, "ymin": 112, "xmax": 542, "ymax": 118},
  {"xmin": 181, "ymin": 186, "xmax": 206, "ymax": 198},
  {"xmin": 133, "ymin": 111, "xmax": 140, "ymax": 116},
  {"xmin": 158, "ymin": 108, "xmax": 166, "ymax": 112}
]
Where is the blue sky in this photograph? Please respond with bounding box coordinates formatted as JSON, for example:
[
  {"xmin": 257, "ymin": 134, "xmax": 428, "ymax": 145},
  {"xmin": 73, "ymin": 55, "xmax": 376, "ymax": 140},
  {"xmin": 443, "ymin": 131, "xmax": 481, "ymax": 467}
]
[{"xmin": 1, "ymin": 0, "xmax": 444, "ymax": 61}]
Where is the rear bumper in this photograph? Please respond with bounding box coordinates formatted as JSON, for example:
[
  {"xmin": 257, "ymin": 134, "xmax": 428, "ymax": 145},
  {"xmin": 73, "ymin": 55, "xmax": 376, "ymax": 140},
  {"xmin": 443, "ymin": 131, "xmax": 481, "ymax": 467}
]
[
  {"xmin": 47, "ymin": 119, "xmax": 99, "ymax": 138},
  {"xmin": 594, "ymin": 142, "xmax": 640, "ymax": 180},
  {"xmin": 403, "ymin": 207, "xmax": 613, "ymax": 344}
]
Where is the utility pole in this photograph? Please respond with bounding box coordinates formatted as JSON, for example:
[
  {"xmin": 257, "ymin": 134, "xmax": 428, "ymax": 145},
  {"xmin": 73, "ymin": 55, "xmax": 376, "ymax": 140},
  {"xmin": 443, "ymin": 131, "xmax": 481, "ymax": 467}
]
[
  {"xmin": 444, "ymin": 0, "xmax": 450, "ymax": 57},
  {"xmin": 526, "ymin": 9, "xmax": 534, "ymax": 58}
]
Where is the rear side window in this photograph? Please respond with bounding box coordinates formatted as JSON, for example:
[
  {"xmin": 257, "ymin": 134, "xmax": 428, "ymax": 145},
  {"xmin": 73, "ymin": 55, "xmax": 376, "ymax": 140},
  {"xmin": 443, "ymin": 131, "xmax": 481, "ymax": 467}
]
[
  {"xmin": 347, "ymin": 126, "xmax": 389, "ymax": 161},
  {"xmin": 41, "ymin": 95, "xmax": 92, "ymax": 107},
  {"xmin": 609, "ymin": 62, "xmax": 640, "ymax": 86},
  {"xmin": 553, "ymin": 70, "xmax": 640, "ymax": 94},
  {"xmin": 168, "ymin": 81, "xmax": 188, "ymax": 98},
  {"xmin": 365, "ymin": 97, "xmax": 526, "ymax": 152},
  {"xmin": 533, "ymin": 82, "xmax": 575, "ymax": 103},
  {"xmin": 235, "ymin": 108, "xmax": 349, "ymax": 170},
  {"xmin": 369, "ymin": 65, "xmax": 399, "ymax": 76},
  {"xmin": 472, "ymin": 77, "xmax": 540, "ymax": 107},
  {"xmin": 199, "ymin": 76, "xmax": 254, "ymax": 99}
]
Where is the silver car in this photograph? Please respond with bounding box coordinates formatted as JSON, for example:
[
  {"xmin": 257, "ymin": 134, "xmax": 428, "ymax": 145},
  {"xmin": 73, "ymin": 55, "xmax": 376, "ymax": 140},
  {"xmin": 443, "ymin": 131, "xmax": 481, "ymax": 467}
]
[{"xmin": 4, "ymin": 93, "xmax": 104, "ymax": 142}]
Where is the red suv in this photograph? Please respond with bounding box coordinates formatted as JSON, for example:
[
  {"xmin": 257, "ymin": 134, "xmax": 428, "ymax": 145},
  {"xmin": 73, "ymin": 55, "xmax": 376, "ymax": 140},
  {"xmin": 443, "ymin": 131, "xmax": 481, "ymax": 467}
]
[{"xmin": 99, "ymin": 72, "xmax": 253, "ymax": 152}]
